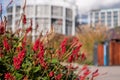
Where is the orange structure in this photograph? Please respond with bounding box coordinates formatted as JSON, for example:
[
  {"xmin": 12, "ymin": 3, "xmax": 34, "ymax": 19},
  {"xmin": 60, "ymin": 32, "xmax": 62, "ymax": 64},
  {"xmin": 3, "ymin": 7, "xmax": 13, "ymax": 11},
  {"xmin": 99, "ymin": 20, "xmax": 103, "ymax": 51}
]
[{"xmin": 97, "ymin": 44, "xmax": 104, "ymax": 66}]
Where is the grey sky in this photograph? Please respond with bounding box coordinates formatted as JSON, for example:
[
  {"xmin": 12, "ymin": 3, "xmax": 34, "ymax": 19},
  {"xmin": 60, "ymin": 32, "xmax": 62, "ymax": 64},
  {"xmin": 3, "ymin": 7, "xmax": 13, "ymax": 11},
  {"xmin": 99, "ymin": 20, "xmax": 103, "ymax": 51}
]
[
  {"xmin": 76, "ymin": 0, "xmax": 120, "ymax": 12},
  {"xmin": 1, "ymin": 0, "xmax": 120, "ymax": 14}
]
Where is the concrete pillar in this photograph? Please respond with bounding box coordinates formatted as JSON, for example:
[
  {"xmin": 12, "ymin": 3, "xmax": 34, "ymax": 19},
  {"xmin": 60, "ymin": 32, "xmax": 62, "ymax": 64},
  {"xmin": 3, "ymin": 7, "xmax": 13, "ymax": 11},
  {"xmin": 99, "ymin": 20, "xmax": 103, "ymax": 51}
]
[
  {"xmin": 88, "ymin": 12, "xmax": 91, "ymax": 26},
  {"xmin": 105, "ymin": 11, "xmax": 107, "ymax": 27},
  {"xmin": 12, "ymin": 2, "xmax": 16, "ymax": 32},
  {"xmin": 49, "ymin": 5, "xmax": 51, "ymax": 32},
  {"xmin": 62, "ymin": 7, "xmax": 66, "ymax": 35},
  {"xmin": 72, "ymin": 7, "xmax": 75, "ymax": 35},
  {"xmin": 92, "ymin": 12, "xmax": 95, "ymax": 27},
  {"xmin": 111, "ymin": 11, "xmax": 114, "ymax": 28},
  {"xmin": 32, "ymin": 4, "xmax": 36, "ymax": 42},
  {"xmin": 118, "ymin": 10, "xmax": 120, "ymax": 26}
]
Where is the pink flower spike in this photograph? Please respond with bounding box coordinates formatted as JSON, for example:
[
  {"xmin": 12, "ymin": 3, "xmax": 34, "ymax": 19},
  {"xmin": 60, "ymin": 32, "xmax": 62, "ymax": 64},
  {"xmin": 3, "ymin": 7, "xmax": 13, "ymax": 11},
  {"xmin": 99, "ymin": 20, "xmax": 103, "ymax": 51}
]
[
  {"xmin": 49, "ymin": 71, "xmax": 54, "ymax": 77},
  {"xmin": 5, "ymin": 72, "xmax": 15, "ymax": 80}
]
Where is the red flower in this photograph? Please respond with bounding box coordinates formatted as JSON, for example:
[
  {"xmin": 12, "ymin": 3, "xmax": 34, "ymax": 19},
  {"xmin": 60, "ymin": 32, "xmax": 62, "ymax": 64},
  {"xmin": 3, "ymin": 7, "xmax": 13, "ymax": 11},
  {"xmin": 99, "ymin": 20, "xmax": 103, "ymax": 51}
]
[
  {"xmin": 81, "ymin": 65, "xmax": 88, "ymax": 71},
  {"xmin": 0, "ymin": 21, "xmax": 5, "ymax": 34},
  {"xmin": 13, "ymin": 57, "xmax": 21, "ymax": 70},
  {"xmin": 33, "ymin": 39, "xmax": 40, "ymax": 52},
  {"xmin": 3, "ymin": 38, "xmax": 10, "ymax": 51},
  {"xmin": 0, "ymin": 47, "xmax": 3, "ymax": 58},
  {"xmin": 37, "ymin": 42, "xmax": 44, "ymax": 58},
  {"xmin": 22, "ymin": 14, "xmax": 26, "ymax": 24},
  {"xmin": 55, "ymin": 74, "xmax": 62, "ymax": 80},
  {"xmin": 83, "ymin": 69, "xmax": 91, "ymax": 76},
  {"xmin": 72, "ymin": 43, "xmax": 82, "ymax": 55},
  {"xmin": 57, "ymin": 50, "xmax": 61, "ymax": 57},
  {"xmin": 5, "ymin": 72, "xmax": 15, "ymax": 80},
  {"xmin": 35, "ymin": 41, "xmax": 47, "ymax": 68},
  {"xmin": 79, "ymin": 75, "xmax": 85, "ymax": 80},
  {"xmin": 60, "ymin": 38, "xmax": 68, "ymax": 54},
  {"xmin": 71, "ymin": 37, "xmax": 79, "ymax": 47},
  {"xmin": 0, "ymin": 53, "xmax": 4, "ymax": 58},
  {"xmin": 39, "ymin": 58, "xmax": 47, "ymax": 68},
  {"xmin": 16, "ymin": 47, "xmax": 20, "ymax": 52},
  {"xmin": 68, "ymin": 55, "xmax": 74, "ymax": 63},
  {"xmin": 81, "ymin": 53, "xmax": 86, "ymax": 61},
  {"xmin": 49, "ymin": 71, "xmax": 54, "ymax": 77},
  {"xmin": 26, "ymin": 26, "xmax": 32, "ymax": 34},
  {"xmin": 13, "ymin": 49, "xmax": 26, "ymax": 70},
  {"xmin": 92, "ymin": 72, "xmax": 99, "ymax": 77},
  {"xmin": 92, "ymin": 69, "xmax": 99, "ymax": 77},
  {"xmin": 68, "ymin": 43, "xmax": 82, "ymax": 62},
  {"xmin": 61, "ymin": 46, "xmax": 66, "ymax": 54},
  {"xmin": 23, "ymin": 76, "xmax": 28, "ymax": 80},
  {"xmin": 18, "ymin": 49, "xmax": 26, "ymax": 61},
  {"xmin": 22, "ymin": 34, "xmax": 27, "ymax": 48}
]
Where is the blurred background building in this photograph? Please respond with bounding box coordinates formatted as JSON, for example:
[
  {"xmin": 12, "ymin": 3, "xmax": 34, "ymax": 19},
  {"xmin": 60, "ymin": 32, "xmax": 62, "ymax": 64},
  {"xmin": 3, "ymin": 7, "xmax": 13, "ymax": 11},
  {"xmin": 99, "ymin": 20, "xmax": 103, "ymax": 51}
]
[
  {"xmin": 88, "ymin": 8, "xmax": 120, "ymax": 28},
  {"xmin": 6, "ymin": 0, "xmax": 76, "ymax": 41}
]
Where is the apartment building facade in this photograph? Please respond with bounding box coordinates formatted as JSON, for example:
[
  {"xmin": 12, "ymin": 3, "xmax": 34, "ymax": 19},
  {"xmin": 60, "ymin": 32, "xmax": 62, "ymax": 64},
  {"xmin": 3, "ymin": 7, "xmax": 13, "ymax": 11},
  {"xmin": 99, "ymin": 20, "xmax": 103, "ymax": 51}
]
[
  {"xmin": 88, "ymin": 8, "xmax": 120, "ymax": 28},
  {"xmin": 6, "ymin": 0, "xmax": 76, "ymax": 41}
]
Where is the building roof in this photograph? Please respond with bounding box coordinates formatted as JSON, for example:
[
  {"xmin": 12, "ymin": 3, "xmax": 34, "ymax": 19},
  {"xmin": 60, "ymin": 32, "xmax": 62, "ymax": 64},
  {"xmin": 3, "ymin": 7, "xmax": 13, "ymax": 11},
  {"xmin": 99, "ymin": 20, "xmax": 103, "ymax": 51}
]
[
  {"xmin": 90, "ymin": 8, "xmax": 120, "ymax": 12},
  {"xmin": 23, "ymin": 0, "xmax": 75, "ymax": 8}
]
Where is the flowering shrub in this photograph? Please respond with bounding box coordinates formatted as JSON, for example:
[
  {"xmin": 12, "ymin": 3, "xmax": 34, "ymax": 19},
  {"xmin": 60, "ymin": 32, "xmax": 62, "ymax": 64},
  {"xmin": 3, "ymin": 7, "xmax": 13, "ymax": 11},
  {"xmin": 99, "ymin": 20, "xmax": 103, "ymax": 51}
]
[
  {"xmin": 0, "ymin": 1, "xmax": 99, "ymax": 79},
  {"xmin": 0, "ymin": 20, "xmax": 99, "ymax": 80}
]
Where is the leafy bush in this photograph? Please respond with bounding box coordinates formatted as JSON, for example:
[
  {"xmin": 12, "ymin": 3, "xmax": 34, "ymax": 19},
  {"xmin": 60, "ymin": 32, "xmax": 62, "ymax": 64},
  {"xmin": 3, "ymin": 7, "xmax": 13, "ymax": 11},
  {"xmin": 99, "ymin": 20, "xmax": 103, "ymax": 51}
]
[{"xmin": 0, "ymin": 19, "xmax": 99, "ymax": 80}]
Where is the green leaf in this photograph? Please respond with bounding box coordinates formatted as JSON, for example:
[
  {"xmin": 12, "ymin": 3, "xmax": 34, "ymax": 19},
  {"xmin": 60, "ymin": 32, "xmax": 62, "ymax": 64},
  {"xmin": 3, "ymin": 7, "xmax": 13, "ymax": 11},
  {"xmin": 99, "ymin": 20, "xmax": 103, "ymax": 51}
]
[
  {"xmin": 51, "ymin": 58, "xmax": 59, "ymax": 64},
  {"xmin": 33, "ymin": 66, "xmax": 41, "ymax": 73},
  {"xmin": 15, "ymin": 72, "xmax": 23, "ymax": 80},
  {"xmin": 43, "ymin": 77, "xmax": 48, "ymax": 80}
]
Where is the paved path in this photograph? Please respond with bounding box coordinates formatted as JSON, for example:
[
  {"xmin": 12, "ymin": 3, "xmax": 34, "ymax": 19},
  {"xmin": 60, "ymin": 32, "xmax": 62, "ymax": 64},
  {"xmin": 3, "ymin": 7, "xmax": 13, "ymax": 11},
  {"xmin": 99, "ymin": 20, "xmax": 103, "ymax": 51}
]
[
  {"xmin": 61, "ymin": 63, "xmax": 120, "ymax": 80},
  {"xmin": 90, "ymin": 66, "xmax": 120, "ymax": 80}
]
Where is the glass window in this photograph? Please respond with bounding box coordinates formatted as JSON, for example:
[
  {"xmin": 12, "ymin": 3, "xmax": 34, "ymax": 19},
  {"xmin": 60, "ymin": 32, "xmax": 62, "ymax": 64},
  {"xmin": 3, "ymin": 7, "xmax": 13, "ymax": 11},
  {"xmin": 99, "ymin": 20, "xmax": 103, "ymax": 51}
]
[
  {"xmin": 36, "ymin": 18, "xmax": 50, "ymax": 34},
  {"xmin": 107, "ymin": 12, "xmax": 111, "ymax": 25},
  {"xmin": 95, "ymin": 15, "xmax": 99, "ymax": 19},
  {"xmin": 15, "ymin": 14, "xmax": 20, "ymax": 18},
  {"xmin": 51, "ymin": 19, "xmax": 63, "ymax": 34},
  {"xmin": 95, "ymin": 12, "xmax": 99, "ymax": 17},
  {"xmin": 66, "ymin": 8, "xmax": 72, "ymax": 20},
  {"xmin": 16, "ymin": 6, "xmax": 21, "ymax": 13},
  {"xmin": 113, "ymin": 18, "xmax": 118, "ymax": 27},
  {"xmin": 107, "ymin": 12, "xmax": 111, "ymax": 16},
  {"xmin": 7, "ymin": 15, "xmax": 12, "ymax": 25},
  {"xmin": 26, "ymin": 5, "xmax": 34, "ymax": 17},
  {"xmin": 90, "ymin": 12, "xmax": 92, "ymax": 16},
  {"xmin": 36, "ymin": 5, "xmax": 50, "ymax": 17},
  {"xmin": 113, "ymin": 11, "xmax": 118, "ymax": 18},
  {"xmin": 66, "ymin": 20, "xmax": 72, "ymax": 35},
  {"xmin": 95, "ymin": 12, "xmax": 99, "ymax": 22},
  {"xmin": 51, "ymin": 6, "xmax": 63, "ymax": 17},
  {"xmin": 7, "ymin": 6, "xmax": 13, "ymax": 13},
  {"xmin": 90, "ymin": 12, "xmax": 93, "ymax": 19},
  {"xmin": 101, "ymin": 12, "xmax": 105, "ymax": 19},
  {"xmin": 101, "ymin": 12, "xmax": 105, "ymax": 24},
  {"xmin": 113, "ymin": 11, "xmax": 118, "ymax": 15}
]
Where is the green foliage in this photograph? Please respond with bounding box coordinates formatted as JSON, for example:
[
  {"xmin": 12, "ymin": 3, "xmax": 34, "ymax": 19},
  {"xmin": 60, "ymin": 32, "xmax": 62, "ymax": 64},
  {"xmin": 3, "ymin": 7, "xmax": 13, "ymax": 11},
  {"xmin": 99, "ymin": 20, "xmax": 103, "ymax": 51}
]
[{"xmin": 0, "ymin": 31, "xmax": 81, "ymax": 80}]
